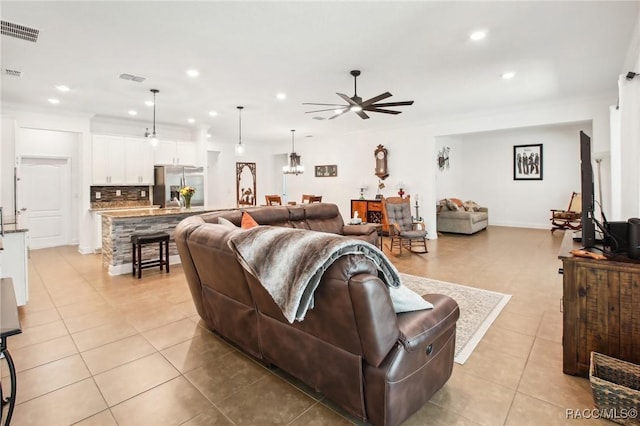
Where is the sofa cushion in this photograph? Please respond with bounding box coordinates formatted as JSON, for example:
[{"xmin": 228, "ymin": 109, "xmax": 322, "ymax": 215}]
[
  {"xmin": 471, "ymin": 212, "xmax": 488, "ymax": 223},
  {"xmin": 218, "ymin": 217, "xmax": 237, "ymax": 228}
]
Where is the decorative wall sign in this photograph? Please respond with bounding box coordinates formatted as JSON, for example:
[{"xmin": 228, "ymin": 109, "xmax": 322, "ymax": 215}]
[
  {"xmin": 236, "ymin": 162, "xmax": 256, "ymax": 206},
  {"xmin": 437, "ymin": 146, "xmax": 450, "ymax": 171},
  {"xmin": 314, "ymin": 164, "xmax": 338, "ymax": 177},
  {"xmin": 513, "ymin": 144, "xmax": 543, "ymax": 180}
]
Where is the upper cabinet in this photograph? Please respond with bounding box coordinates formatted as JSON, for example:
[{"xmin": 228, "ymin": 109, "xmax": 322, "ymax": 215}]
[
  {"xmin": 92, "ymin": 135, "xmax": 126, "ymax": 184},
  {"xmin": 92, "ymin": 135, "xmax": 155, "ymax": 185},
  {"xmin": 154, "ymin": 140, "xmax": 197, "ymax": 166},
  {"xmin": 124, "ymin": 137, "xmax": 154, "ymax": 184}
]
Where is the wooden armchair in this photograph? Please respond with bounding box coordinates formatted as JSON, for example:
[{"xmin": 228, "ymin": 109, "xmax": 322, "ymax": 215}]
[
  {"xmin": 550, "ymin": 192, "xmax": 582, "ymax": 233},
  {"xmin": 302, "ymin": 194, "xmax": 322, "ymax": 204},
  {"xmin": 381, "ymin": 196, "xmax": 428, "ymax": 254},
  {"xmin": 265, "ymin": 195, "xmax": 282, "ymax": 206}
]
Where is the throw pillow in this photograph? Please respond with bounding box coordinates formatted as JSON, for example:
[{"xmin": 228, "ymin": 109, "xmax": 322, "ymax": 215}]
[
  {"xmin": 449, "ymin": 197, "xmax": 464, "ymax": 208},
  {"xmin": 218, "ymin": 217, "xmax": 237, "ymax": 228},
  {"xmin": 445, "ymin": 198, "xmax": 459, "ymax": 211},
  {"xmin": 389, "ymin": 285, "xmax": 434, "ymax": 313},
  {"xmin": 463, "ymin": 200, "xmax": 480, "ymax": 212},
  {"xmin": 241, "ymin": 212, "xmax": 259, "ymax": 229}
]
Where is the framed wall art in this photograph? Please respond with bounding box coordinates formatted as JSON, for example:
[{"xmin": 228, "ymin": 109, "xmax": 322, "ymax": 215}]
[
  {"xmin": 513, "ymin": 144, "xmax": 543, "ymax": 181},
  {"xmin": 315, "ymin": 164, "xmax": 338, "ymax": 177}
]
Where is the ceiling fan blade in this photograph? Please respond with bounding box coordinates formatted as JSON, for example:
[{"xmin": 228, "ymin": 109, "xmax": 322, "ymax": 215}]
[
  {"xmin": 302, "ymin": 102, "xmax": 348, "ymax": 107},
  {"xmin": 305, "ymin": 107, "xmax": 347, "ymax": 113},
  {"xmin": 369, "ymin": 101, "xmax": 414, "ymax": 107},
  {"xmin": 367, "ymin": 108, "xmax": 402, "ymax": 115},
  {"xmin": 336, "ymin": 93, "xmax": 359, "ymax": 106},
  {"xmin": 328, "ymin": 110, "xmax": 347, "ymax": 120},
  {"xmin": 361, "ymin": 92, "xmax": 392, "ymax": 107},
  {"xmin": 356, "ymin": 110, "xmax": 370, "ymax": 119}
]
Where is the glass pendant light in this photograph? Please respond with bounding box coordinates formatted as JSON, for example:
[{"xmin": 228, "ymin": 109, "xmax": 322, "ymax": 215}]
[
  {"xmin": 282, "ymin": 129, "xmax": 304, "ymax": 175},
  {"xmin": 235, "ymin": 106, "xmax": 245, "ymax": 156},
  {"xmin": 144, "ymin": 89, "xmax": 159, "ymax": 147}
]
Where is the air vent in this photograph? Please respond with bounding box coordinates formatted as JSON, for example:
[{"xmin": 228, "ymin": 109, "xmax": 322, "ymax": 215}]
[
  {"xmin": 119, "ymin": 73, "xmax": 146, "ymax": 83},
  {"xmin": 3, "ymin": 68, "xmax": 22, "ymax": 77},
  {"xmin": 1, "ymin": 20, "xmax": 39, "ymax": 43}
]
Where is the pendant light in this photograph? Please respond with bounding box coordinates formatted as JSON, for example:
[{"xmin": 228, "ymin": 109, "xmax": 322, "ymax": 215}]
[
  {"xmin": 235, "ymin": 106, "xmax": 245, "ymax": 156},
  {"xmin": 283, "ymin": 129, "xmax": 304, "ymax": 175},
  {"xmin": 144, "ymin": 89, "xmax": 159, "ymax": 147}
]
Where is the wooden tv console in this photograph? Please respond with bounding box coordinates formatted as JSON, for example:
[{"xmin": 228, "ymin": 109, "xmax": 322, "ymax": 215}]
[{"xmin": 558, "ymin": 231, "xmax": 640, "ymax": 377}]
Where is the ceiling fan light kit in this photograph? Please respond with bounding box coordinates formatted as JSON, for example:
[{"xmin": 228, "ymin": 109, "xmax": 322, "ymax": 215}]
[{"xmin": 304, "ymin": 70, "xmax": 414, "ymax": 120}]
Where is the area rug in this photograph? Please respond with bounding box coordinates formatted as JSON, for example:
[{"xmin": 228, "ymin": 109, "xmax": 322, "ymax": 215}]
[{"xmin": 401, "ymin": 273, "xmax": 511, "ymax": 365}]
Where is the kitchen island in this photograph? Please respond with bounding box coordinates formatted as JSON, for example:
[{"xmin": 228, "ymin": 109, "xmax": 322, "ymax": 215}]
[{"xmin": 99, "ymin": 207, "xmax": 223, "ymax": 275}]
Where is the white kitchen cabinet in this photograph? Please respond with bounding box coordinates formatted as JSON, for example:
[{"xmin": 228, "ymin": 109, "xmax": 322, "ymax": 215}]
[
  {"xmin": 124, "ymin": 137, "xmax": 155, "ymax": 184},
  {"xmin": 93, "ymin": 135, "xmax": 155, "ymax": 185},
  {"xmin": 1, "ymin": 231, "xmax": 28, "ymax": 306},
  {"xmin": 154, "ymin": 140, "xmax": 197, "ymax": 166},
  {"xmin": 92, "ymin": 135, "xmax": 126, "ymax": 184}
]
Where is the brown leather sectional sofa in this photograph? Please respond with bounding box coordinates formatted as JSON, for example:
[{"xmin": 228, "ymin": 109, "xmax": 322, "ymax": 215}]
[{"xmin": 175, "ymin": 203, "xmax": 460, "ymax": 426}]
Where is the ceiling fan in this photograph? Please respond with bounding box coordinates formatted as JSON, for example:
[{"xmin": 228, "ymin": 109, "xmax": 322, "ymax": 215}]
[{"xmin": 304, "ymin": 70, "xmax": 414, "ymax": 120}]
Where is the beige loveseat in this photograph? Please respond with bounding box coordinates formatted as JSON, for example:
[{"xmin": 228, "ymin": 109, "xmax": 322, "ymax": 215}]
[{"xmin": 437, "ymin": 198, "xmax": 488, "ymax": 234}]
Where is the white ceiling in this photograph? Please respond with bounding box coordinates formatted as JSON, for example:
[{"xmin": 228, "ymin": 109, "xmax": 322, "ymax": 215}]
[{"xmin": 1, "ymin": 1, "xmax": 638, "ymax": 145}]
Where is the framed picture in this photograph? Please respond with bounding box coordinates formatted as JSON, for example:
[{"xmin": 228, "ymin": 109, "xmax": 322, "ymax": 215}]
[
  {"xmin": 513, "ymin": 144, "xmax": 543, "ymax": 180},
  {"xmin": 315, "ymin": 164, "xmax": 338, "ymax": 177}
]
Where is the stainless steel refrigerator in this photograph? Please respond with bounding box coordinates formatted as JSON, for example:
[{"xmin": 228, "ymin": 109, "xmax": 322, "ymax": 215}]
[{"xmin": 153, "ymin": 166, "xmax": 204, "ymax": 208}]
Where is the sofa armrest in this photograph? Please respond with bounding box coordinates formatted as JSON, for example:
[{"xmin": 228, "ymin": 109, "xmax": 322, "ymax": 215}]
[
  {"xmin": 479, "ymin": 207, "xmax": 488, "ymax": 213},
  {"xmin": 343, "ymin": 223, "xmax": 377, "ymax": 236},
  {"xmin": 396, "ymin": 294, "xmax": 459, "ymax": 352}
]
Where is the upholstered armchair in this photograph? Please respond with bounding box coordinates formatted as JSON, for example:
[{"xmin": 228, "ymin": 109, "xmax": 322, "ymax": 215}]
[{"xmin": 381, "ymin": 196, "xmax": 428, "ymax": 254}]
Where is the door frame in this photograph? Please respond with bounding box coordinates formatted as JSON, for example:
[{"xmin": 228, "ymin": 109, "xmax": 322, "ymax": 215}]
[{"xmin": 17, "ymin": 155, "xmax": 72, "ymax": 248}]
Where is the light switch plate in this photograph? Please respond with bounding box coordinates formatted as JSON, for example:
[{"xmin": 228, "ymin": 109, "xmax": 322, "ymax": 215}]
[
  {"xmin": 95, "ymin": 191, "xmax": 101, "ymax": 199},
  {"xmin": 116, "ymin": 190, "xmax": 121, "ymax": 196},
  {"xmin": 141, "ymin": 190, "xmax": 146, "ymax": 197}
]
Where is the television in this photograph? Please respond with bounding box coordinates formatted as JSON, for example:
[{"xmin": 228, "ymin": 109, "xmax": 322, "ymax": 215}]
[{"xmin": 580, "ymin": 131, "xmax": 596, "ymax": 249}]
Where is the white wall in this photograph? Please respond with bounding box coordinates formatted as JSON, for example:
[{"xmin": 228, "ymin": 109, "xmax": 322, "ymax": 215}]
[{"xmin": 435, "ymin": 123, "xmax": 588, "ymax": 229}]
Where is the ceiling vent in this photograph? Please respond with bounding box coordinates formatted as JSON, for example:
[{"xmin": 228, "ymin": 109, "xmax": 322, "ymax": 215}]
[
  {"xmin": 119, "ymin": 73, "xmax": 146, "ymax": 83},
  {"xmin": 3, "ymin": 68, "xmax": 22, "ymax": 77},
  {"xmin": 1, "ymin": 20, "xmax": 39, "ymax": 43}
]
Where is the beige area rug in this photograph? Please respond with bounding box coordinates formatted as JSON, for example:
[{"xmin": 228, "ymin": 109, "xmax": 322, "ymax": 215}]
[{"xmin": 401, "ymin": 273, "xmax": 511, "ymax": 365}]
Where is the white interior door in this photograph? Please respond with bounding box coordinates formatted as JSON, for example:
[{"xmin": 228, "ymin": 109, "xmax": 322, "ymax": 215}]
[{"xmin": 18, "ymin": 156, "xmax": 71, "ymax": 249}]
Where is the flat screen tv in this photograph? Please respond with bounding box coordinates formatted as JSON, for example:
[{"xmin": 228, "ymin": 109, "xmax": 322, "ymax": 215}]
[{"xmin": 580, "ymin": 131, "xmax": 596, "ymax": 248}]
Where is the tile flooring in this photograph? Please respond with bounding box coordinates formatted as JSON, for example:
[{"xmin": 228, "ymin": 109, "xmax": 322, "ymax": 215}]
[{"xmin": 1, "ymin": 226, "xmax": 608, "ymax": 425}]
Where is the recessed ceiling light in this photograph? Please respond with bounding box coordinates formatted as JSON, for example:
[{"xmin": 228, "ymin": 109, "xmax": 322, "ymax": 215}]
[
  {"xmin": 276, "ymin": 93, "xmax": 286, "ymax": 100},
  {"xmin": 187, "ymin": 118, "xmax": 195, "ymax": 124},
  {"xmin": 48, "ymin": 98, "xmax": 60, "ymax": 104},
  {"xmin": 145, "ymin": 100, "xmax": 154, "ymax": 107},
  {"xmin": 186, "ymin": 69, "xmax": 199, "ymax": 78},
  {"xmin": 55, "ymin": 85, "xmax": 70, "ymax": 92},
  {"xmin": 501, "ymin": 71, "xmax": 516, "ymax": 80},
  {"xmin": 128, "ymin": 110, "xmax": 138, "ymax": 116},
  {"xmin": 470, "ymin": 30, "xmax": 487, "ymax": 41},
  {"xmin": 209, "ymin": 111, "xmax": 217, "ymax": 117}
]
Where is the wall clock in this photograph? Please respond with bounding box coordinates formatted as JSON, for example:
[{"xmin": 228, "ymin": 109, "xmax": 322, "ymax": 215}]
[{"xmin": 374, "ymin": 144, "xmax": 389, "ymax": 180}]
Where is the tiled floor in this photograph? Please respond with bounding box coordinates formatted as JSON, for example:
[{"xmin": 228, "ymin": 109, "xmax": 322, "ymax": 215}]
[{"xmin": 2, "ymin": 226, "xmax": 607, "ymax": 425}]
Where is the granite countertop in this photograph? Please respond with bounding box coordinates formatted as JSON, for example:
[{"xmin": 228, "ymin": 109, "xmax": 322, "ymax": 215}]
[
  {"xmin": 1, "ymin": 224, "xmax": 29, "ymax": 234},
  {"xmin": 89, "ymin": 205, "xmax": 161, "ymax": 212},
  {"xmin": 98, "ymin": 207, "xmax": 214, "ymax": 218}
]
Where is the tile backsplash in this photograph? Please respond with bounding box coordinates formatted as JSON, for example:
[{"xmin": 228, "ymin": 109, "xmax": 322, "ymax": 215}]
[{"xmin": 90, "ymin": 186, "xmax": 151, "ymax": 209}]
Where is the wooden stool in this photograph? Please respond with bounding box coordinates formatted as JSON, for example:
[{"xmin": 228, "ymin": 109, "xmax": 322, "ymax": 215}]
[{"xmin": 131, "ymin": 232, "xmax": 170, "ymax": 279}]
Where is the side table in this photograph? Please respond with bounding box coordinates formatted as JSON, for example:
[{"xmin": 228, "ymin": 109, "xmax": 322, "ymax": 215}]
[{"xmin": 1, "ymin": 278, "xmax": 22, "ymax": 425}]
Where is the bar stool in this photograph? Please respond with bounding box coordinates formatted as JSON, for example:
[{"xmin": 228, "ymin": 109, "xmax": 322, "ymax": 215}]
[{"xmin": 131, "ymin": 232, "xmax": 170, "ymax": 279}]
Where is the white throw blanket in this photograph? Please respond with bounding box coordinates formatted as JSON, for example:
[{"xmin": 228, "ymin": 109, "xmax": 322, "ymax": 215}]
[{"xmin": 227, "ymin": 226, "xmax": 403, "ymax": 323}]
